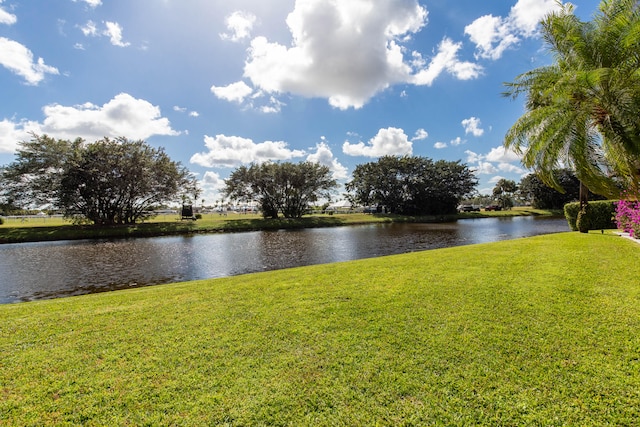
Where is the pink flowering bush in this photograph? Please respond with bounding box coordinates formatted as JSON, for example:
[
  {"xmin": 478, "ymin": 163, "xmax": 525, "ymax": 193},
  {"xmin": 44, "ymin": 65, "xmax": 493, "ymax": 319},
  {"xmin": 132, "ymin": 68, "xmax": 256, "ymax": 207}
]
[{"xmin": 615, "ymin": 197, "xmax": 640, "ymax": 238}]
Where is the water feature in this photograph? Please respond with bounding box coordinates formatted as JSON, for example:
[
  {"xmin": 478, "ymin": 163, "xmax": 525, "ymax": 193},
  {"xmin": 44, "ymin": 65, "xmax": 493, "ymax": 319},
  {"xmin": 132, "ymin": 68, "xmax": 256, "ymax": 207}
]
[{"xmin": 0, "ymin": 216, "xmax": 569, "ymax": 303}]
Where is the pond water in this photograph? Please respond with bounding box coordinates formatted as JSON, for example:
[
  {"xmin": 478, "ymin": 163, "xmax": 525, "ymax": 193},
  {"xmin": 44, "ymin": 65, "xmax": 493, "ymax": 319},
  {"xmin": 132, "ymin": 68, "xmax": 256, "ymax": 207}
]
[{"xmin": 0, "ymin": 216, "xmax": 569, "ymax": 303}]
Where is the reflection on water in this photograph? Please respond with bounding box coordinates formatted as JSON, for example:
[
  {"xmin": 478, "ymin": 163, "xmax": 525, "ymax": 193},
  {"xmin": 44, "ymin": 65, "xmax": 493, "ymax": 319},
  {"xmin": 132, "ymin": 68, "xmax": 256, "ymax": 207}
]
[{"xmin": 0, "ymin": 217, "xmax": 568, "ymax": 303}]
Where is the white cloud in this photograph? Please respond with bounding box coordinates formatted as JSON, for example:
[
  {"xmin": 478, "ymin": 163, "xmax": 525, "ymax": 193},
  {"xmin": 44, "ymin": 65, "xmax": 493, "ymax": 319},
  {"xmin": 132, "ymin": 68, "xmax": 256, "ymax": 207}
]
[
  {"xmin": 489, "ymin": 175, "xmax": 506, "ymax": 184},
  {"xmin": 411, "ymin": 37, "xmax": 483, "ymax": 86},
  {"xmin": 0, "ymin": 1, "xmax": 17, "ymax": 25},
  {"xmin": 259, "ymin": 96, "xmax": 285, "ymax": 114},
  {"xmin": 450, "ymin": 136, "xmax": 464, "ymax": 146},
  {"xmin": 343, "ymin": 127, "xmax": 412, "ymax": 157},
  {"xmin": 211, "ymin": 81, "xmax": 254, "ymax": 103},
  {"xmin": 237, "ymin": 0, "xmax": 483, "ymax": 110},
  {"xmin": 465, "ymin": 0, "xmax": 564, "ymax": 60},
  {"xmin": 465, "ymin": 150, "xmax": 481, "ymax": 163},
  {"xmin": 199, "ymin": 171, "xmax": 227, "ymax": 202},
  {"xmin": 220, "ymin": 11, "xmax": 257, "ymax": 42},
  {"xmin": 498, "ymin": 162, "xmax": 525, "ymax": 174},
  {"xmin": 0, "ymin": 118, "xmax": 41, "ymax": 153},
  {"xmin": 190, "ymin": 134, "xmax": 305, "ymax": 168},
  {"xmin": 465, "ymin": 147, "xmax": 523, "ymax": 177},
  {"xmin": 39, "ymin": 93, "xmax": 179, "ymax": 141},
  {"xmin": 104, "ymin": 21, "xmax": 130, "ymax": 47},
  {"xmin": 213, "ymin": 0, "xmax": 485, "ymax": 110},
  {"xmin": 80, "ymin": 20, "xmax": 98, "ymax": 37},
  {"xmin": 174, "ymin": 105, "xmax": 199, "ymax": 117},
  {"xmin": 80, "ymin": 20, "xmax": 130, "ymax": 47},
  {"xmin": 485, "ymin": 146, "xmax": 521, "ymax": 163},
  {"xmin": 510, "ymin": 0, "xmax": 562, "ymax": 36},
  {"xmin": 462, "ymin": 117, "xmax": 484, "ymax": 137},
  {"xmin": 434, "ymin": 141, "xmax": 447, "ymax": 149},
  {"xmin": 306, "ymin": 140, "xmax": 348, "ymax": 180},
  {"xmin": 0, "ymin": 37, "xmax": 59, "ymax": 85},
  {"xmin": 412, "ymin": 128, "xmax": 428, "ymax": 141},
  {"xmin": 474, "ymin": 162, "xmax": 499, "ymax": 175},
  {"xmin": 73, "ymin": 0, "xmax": 102, "ymax": 8}
]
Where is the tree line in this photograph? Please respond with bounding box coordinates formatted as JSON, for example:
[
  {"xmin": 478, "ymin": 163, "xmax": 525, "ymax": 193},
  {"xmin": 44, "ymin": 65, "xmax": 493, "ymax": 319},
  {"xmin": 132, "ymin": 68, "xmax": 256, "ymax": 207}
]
[
  {"xmin": 471, "ymin": 170, "xmax": 606, "ymax": 211},
  {"xmin": 222, "ymin": 155, "xmax": 477, "ymax": 218},
  {"xmin": 1, "ymin": 133, "xmax": 605, "ymax": 225},
  {"xmin": 1, "ymin": 134, "xmax": 481, "ymax": 223}
]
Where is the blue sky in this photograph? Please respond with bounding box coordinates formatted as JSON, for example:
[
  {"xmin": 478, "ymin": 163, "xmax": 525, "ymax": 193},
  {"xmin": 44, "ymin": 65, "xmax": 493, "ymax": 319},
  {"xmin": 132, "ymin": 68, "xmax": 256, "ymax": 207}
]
[{"xmin": 0, "ymin": 0, "xmax": 601, "ymax": 203}]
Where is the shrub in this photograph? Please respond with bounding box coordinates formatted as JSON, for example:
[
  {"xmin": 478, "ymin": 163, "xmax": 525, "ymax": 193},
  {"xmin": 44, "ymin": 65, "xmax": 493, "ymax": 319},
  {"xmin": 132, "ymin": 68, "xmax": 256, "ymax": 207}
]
[
  {"xmin": 564, "ymin": 200, "xmax": 617, "ymax": 231},
  {"xmin": 0, "ymin": 216, "xmax": 3, "ymax": 225},
  {"xmin": 194, "ymin": 213, "xmax": 202, "ymax": 220},
  {"xmin": 614, "ymin": 198, "xmax": 640, "ymax": 237}
]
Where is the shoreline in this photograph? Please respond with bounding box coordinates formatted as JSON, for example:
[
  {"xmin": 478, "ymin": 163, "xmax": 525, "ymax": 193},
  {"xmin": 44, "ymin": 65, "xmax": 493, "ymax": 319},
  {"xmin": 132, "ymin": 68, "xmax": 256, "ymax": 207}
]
[{"xmin": 0, "ymin": 208, "xmax": 563, "ymax": 245}]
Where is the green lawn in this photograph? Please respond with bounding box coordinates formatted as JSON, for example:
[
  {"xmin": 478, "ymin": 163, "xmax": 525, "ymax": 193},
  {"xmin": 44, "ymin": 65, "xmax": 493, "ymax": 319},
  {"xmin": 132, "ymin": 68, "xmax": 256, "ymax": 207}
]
[{"xmin": 1, "ymin": 232, "xmax": 639, "ymax": 425}]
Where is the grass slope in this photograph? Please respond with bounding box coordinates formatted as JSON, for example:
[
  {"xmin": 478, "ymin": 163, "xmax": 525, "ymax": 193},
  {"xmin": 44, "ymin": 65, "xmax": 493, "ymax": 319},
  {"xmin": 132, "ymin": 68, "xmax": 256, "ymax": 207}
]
[{"xmin": 1, "ymin": 232, "xmax": 639, "ymax": 425}]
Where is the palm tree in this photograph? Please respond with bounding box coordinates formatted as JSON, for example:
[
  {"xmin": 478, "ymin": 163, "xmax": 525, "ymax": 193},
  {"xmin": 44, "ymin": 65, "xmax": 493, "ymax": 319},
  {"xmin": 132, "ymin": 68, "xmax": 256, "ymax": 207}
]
[{"xmin": 504, "ymin": 0, "xmax": 640, "ymax": 206}]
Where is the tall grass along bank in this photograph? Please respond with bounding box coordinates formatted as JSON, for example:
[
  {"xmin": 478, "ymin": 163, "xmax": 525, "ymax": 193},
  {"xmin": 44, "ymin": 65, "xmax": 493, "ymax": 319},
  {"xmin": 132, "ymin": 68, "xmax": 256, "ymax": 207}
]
[{"xmin": 1, "ymin": 232, "xmax": 639, "ymax": 425}]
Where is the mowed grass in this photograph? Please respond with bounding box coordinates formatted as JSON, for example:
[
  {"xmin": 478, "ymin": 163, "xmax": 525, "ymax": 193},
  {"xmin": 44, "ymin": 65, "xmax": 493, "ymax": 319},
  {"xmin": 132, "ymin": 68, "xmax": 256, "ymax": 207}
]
[{"xmin": 1, "ymin": 232, "xmax": 639, "ymax": 426}]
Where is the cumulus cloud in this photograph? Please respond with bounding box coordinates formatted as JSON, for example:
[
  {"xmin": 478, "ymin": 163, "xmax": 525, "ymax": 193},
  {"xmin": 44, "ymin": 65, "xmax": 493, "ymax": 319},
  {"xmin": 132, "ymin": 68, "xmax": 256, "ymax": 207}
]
[
  {"xmin": 485, "ymin": 146, "xmax": 521, "ymax": 163},
  {"xmin": 342, "ymin": 127, "xmax": 412, "ymax": 157},
  {"xmin": 211, "ymin": 81, "xmax": 254, "ymax": 103},
  {"xmin": 306, "ymin": 140, "xmax": 348, "ymax": 180},
  {"xmin": 462, "ymin": 117, "xmax": 484, "ymax": 137},
  {"xmin": 412, "ymin": 128, "xmax": 428, "ymax": 141},
  {"xmin": 0, "ymin": 37, "xmax": 59, "ymax": 85},
  {"xmin": 0, "ymin": 118, "xmax": 41, "ymax": 153},
  {"xmin": 190, "ymin": 134, "xmax": 305, "ymax": 168},
  {"xmin": 465, "ymin": 0, "xmax": 563, "ymax": 60},
  {"xmin": 434, "ymin": 141, "xmax": 447, "ymax": 149},
  {"xmin": 221, "ymin": 0, "xmax": 481, "ymax": 110},
  {"xmin": 199, "ymin": 171, "xmax": 227, "ymax": 202},
  {"xmin": 34, "ymin": 93, "xmax": 179, "ymax": 141},
  {"xmin": 0, "ymin": 0, "xmax": 17, "ymax": 25},
  {"xmin": 220, "ymin": 11, "xmax": 257, "ymax": 42},
  {"xmin": 465, "ymin": 147, "xmax": 524, "ymax": 178}
]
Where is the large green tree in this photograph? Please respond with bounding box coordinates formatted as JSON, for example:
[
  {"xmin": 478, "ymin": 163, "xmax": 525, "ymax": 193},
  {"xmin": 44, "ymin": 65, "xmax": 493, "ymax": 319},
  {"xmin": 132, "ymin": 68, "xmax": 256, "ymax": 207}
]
[
  {"xmin": 519, "ymin": 169, "xmax": 606, "ymax": 209},
  {"xmin": 1, "ymin": 134, "xmax": 196, "ymax": 225},
  {"xmin": 346, "ymin": 156, "xmax": 477, "ymax": 215},
  {"xmin": 492, "ymin": 179, "xmax": 518, "ymax": 210},
  {"xmin": 224, "ymin": 161, "xmax": 337, "ymax": 219},
  {"xmin": 503, "ymin": 0, "xmax": 640, "ymax": 201}
]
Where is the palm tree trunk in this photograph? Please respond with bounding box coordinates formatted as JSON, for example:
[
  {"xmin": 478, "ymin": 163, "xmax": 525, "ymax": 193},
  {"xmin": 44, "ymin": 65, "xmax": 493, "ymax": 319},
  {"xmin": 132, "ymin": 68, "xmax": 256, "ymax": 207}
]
[{"xmin": 579, "ymin": 180, "xmax": 589, "ymax": 209}]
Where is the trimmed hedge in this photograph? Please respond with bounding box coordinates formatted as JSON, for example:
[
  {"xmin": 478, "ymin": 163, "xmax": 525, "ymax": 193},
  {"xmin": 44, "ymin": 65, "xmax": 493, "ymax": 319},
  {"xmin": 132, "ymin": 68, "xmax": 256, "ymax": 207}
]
[{"xmin": 564, "ymin": 200, "xmax": 617, "ymax": 231}]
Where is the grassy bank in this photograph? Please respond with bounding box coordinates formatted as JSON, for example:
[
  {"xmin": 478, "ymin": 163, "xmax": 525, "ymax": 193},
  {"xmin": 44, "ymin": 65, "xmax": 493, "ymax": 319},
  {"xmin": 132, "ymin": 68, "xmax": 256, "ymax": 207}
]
[
  {"xmin": 0, "ymin": 207, "xmax": 560, "ymax": 244},
  {"xmin": 1, "ymin": 232, "xmax": 639, "ymax": 425}
]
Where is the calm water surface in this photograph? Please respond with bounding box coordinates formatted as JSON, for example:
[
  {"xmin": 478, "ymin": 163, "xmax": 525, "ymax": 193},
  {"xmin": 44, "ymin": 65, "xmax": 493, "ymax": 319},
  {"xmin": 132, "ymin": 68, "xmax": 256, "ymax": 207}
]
[{"xmin": 0, "ymin": 216, "xmax": 568, "ymax": 303}]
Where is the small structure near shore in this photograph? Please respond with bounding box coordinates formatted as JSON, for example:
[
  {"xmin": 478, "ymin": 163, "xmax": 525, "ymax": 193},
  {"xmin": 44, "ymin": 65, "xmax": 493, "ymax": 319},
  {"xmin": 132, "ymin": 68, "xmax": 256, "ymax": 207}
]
[{"xmin": 181, "ymin": 204, "xmax": 196, "ymax": 220}]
